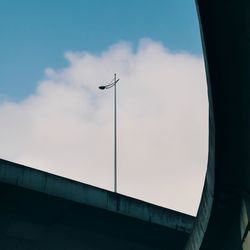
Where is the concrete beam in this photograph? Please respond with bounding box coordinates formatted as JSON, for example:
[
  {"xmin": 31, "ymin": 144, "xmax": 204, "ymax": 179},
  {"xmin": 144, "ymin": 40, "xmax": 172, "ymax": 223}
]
[
  {"xmin": 0, "ymin": 158, "xmax": 193, "ymax": 233},
  {"xmin": 0, "ymin": 159, "xmax": 194, "ymax": 249}
]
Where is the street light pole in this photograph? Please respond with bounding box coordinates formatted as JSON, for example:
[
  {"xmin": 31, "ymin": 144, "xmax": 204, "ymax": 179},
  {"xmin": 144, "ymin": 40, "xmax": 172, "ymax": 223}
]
[
  {"xmin": 99, "ymin": 74, "xmax": 119, "ymax": 193},
  {"xmin": 114, "ymin": 73, "xmax": 117, "ymax": 193}
]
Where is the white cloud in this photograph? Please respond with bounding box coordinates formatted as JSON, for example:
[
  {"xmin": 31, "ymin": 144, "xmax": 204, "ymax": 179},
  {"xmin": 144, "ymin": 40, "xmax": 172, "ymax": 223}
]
[{"xmin": 0, "ymin": 39, "xmax": 208, "ymax": 215}]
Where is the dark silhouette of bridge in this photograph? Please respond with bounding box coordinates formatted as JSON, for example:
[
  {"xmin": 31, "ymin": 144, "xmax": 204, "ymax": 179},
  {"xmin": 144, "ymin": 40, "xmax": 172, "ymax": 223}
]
[
  {"xmin": 185, "ymin": 1, "xmax": 250, "ymax": 249},
  {"xmin": 0, "ymin": 159, "xmax": 193, "ymax": 249}
]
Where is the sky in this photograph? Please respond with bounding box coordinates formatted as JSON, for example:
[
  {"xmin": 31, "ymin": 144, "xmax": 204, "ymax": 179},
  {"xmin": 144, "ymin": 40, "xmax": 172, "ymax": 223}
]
[{"xmin": 0, "ymin": 0, "xmax": 208, "ymax": 216}]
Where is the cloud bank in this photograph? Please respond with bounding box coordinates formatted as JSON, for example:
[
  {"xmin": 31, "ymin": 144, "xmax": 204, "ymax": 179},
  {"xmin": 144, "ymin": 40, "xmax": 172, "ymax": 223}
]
[{"xmin": 0, "ymin": 39, "xmax": 208, "ymax": 215}]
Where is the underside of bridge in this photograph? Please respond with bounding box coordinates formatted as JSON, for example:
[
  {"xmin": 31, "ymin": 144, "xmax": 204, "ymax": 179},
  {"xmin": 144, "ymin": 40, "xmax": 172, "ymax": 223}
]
[
  {"xmin": 185, "ymin": 1, "xmax": 250, "ymax": 250},
  {"xmin": 0, "ymin": 159, "xmax": 194, "ymax": 250}
]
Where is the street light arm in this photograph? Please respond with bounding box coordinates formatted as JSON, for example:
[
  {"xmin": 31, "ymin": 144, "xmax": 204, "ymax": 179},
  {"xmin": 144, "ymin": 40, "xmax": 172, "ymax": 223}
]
[
  {"xmin": 99, "ymin": 78, "xmax": 120, "ymax": 90},
  {"xmin": 105, "ymin": 79, "xmax": 119, "ymax": 89}
]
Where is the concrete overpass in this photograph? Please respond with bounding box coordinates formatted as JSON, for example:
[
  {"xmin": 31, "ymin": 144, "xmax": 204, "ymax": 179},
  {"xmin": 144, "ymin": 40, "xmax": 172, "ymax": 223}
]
[
  {"xmin": 0, "ymin": 159, "xmax": 194, "ymax": 249},
  {"xmin": 184, "ymin": 1, "xmax": 250, "ymax": 249}
]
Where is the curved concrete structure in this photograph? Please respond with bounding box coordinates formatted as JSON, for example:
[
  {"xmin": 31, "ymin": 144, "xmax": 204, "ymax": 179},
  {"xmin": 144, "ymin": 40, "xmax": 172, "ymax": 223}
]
[{"xmin": 185, "ymin": 1, "xmax": 250, "ymax": 249}]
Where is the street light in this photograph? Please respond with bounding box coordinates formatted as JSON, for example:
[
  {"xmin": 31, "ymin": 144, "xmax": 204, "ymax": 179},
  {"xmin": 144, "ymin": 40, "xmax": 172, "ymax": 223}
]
[{"xmin": 99, "ymin": 73, "xmax": 120, "ymax": 193}]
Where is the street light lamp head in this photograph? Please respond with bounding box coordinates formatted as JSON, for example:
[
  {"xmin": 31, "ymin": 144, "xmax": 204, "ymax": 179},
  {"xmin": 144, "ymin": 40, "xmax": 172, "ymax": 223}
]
[{"xmin": 99, "ymin": 86, "xmax": 106, "ymax": 90}]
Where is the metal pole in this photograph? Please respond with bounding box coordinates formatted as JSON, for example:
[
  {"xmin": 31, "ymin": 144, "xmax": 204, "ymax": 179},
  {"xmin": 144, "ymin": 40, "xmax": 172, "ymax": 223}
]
[{"xmin": 114, "ymin": 73, "xmax": 117, "ymax": 193}]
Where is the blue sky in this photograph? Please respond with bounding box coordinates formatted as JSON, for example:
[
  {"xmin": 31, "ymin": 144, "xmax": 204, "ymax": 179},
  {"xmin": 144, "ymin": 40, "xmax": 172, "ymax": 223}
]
[
  {"xmin": 1, "ymin": 0, "xmax": 202, "ymax": 101},
  {"xmin": 0, "ymin": 1, "xmax": 207, "ymax": 215}
]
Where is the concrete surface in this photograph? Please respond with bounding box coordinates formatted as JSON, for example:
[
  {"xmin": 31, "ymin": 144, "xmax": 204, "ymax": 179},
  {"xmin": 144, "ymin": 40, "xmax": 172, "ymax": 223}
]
[
  {"xmin": 0, "ymin": 159, "xmax": 194, "ymax": 250},
  {"xmin": 185, "ymin": 1, "xmax": 250, "ymax": 249}
]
